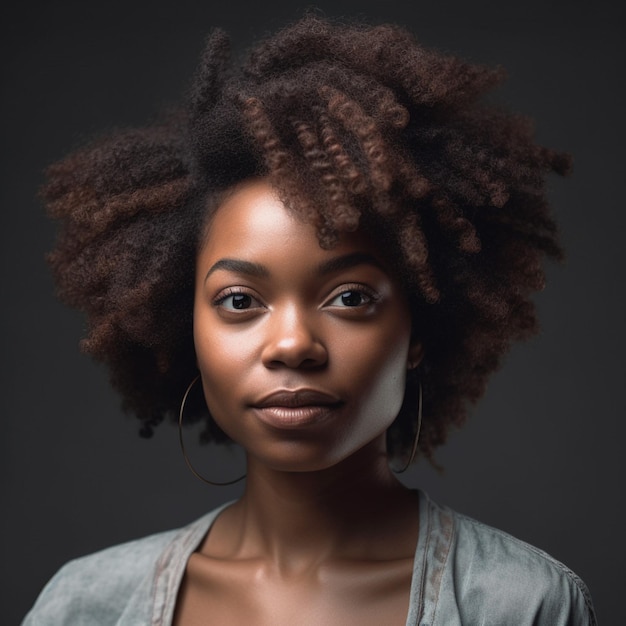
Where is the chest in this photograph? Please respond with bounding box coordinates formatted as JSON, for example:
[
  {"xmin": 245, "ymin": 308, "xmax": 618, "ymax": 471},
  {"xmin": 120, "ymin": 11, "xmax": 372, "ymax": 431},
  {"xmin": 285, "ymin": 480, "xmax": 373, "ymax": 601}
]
[{"xmin": 173, "ymin": 555, "xmax": 415, "ymax": 626}]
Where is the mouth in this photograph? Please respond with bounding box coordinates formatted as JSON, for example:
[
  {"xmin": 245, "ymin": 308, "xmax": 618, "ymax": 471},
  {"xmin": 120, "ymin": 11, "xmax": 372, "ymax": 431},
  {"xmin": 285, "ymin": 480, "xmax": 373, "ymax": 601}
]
[{"xmin": 251, "ymin": 389, "xmax": 343, "ymax": 428}]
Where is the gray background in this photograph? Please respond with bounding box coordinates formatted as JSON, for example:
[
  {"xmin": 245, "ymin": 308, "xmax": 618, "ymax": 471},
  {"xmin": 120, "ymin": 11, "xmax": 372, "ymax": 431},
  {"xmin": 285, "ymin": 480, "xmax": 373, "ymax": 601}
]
[{"xmin": 2, "ymin": 1, "xmax": 623, "ymax": 623}]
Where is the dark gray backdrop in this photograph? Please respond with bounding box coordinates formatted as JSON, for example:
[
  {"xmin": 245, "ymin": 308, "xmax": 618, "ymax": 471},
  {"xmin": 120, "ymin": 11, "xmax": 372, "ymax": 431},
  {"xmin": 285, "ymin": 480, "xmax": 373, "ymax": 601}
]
[{"xmin": 2, "ymin": 1, "xmax": 623, "ymax": 623}]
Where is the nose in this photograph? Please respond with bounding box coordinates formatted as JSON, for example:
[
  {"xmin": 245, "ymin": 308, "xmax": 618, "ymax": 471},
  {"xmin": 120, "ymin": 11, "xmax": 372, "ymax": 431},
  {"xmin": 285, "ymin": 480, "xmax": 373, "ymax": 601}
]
[{"xmin": 261, "ymin": 303, "xmax": 328, "ymax": 369}]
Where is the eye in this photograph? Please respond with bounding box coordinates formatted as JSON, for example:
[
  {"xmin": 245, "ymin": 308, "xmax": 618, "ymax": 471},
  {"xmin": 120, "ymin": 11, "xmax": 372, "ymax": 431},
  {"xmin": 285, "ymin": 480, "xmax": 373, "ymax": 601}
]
[
  {"xmin": 326, "ymin": 286, "xmax": 377, "ymax": 308},
  {"xmin": 214, "ymin": 289, "xmax": 263, "ymax": 312},
  {"xmin": 222, "ymin": 293, "xmax": 254, "ymax": 310}
]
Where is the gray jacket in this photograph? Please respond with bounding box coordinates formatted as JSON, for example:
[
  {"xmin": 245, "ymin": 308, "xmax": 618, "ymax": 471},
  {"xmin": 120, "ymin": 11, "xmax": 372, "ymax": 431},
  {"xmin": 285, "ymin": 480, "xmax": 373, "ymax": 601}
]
[{"xmin": 23, "ymin": 491, "xmax": 596, "ymax": 625}]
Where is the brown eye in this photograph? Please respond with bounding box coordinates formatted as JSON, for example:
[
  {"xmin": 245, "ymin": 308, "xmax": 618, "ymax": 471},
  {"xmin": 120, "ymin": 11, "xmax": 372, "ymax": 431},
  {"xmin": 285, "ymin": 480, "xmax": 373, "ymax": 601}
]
[
  {"xmin": 216, "ymin": 292, "xmax": 261, "ymax": 311},
  {"xmin": 341, "ymin": 291, "xmax": 367, "ymax": 306},
  {"xmin": 231, "ymin": 294, "xmax": 252, "ymax": 309},
  {"xmin": 328, "ymin": 289, "xmax": 374, "ymax": 308}
]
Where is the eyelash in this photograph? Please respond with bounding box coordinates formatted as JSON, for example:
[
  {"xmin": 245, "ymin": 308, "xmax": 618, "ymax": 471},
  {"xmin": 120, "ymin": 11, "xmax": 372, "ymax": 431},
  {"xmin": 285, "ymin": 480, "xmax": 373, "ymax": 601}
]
[
  {"xmin": 325, "ymin": 284, "xmax": 379, "ymax": 308},
  {"xmin": 212, "ymin": 287, "xmax": 262, "ymax": 311},
  {"xmin": 212, "ymin": 283, "xmax": 380, "ymax": 313}
]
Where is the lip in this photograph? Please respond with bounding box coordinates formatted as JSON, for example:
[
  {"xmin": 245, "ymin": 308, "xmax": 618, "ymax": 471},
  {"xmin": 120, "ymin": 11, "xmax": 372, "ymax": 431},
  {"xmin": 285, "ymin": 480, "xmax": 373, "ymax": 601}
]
[
  {"xmin": 251, "ymin": 389, "xmax": 342, "ymax": 428},
  {"xmin": 254, "ymin": 389, "xmax": 341, "ymax": 408}
]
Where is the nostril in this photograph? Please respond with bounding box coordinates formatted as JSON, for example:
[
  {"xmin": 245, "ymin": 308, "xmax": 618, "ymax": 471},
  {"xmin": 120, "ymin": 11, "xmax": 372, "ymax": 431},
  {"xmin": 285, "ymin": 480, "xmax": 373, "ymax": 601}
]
[
  {"xmin": 262, "ymin": 335, "xmax": 328, "ymax": 369},
  {"xmin": 260, "ymin": 307, "xmax": 329, "ymax": 369}
]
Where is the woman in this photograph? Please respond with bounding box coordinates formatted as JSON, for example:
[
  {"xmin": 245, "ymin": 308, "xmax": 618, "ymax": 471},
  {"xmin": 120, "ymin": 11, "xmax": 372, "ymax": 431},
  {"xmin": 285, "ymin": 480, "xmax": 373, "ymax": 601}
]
[{"xmin": 23, "ymin": 15, "xmax": 596, "ymax": 625}]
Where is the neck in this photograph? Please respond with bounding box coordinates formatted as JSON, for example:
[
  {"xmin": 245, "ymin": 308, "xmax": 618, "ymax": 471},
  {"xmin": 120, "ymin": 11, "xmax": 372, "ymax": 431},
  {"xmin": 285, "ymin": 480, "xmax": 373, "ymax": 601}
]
[{"xmin": 220, "ymin": 437, "xmax": 418, "ymax": 573}]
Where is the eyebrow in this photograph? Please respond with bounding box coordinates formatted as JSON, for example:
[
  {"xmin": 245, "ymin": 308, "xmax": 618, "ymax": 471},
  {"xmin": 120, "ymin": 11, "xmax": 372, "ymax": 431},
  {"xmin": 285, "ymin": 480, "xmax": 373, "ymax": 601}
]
[
  {"xmin": 205, "ymin": 258, "xmax": 270, "ymax": 282},
  {"xmin": 204, "ymin": 252, "xmax": 385, "ymax": 283}
]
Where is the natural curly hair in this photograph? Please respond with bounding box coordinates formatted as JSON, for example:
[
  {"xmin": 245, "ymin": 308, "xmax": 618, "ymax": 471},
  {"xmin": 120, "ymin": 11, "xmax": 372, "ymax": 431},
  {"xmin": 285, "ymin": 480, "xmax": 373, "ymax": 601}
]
[{"xmin": 43, "ymin": 15, "xmax": 570, "ymax": 465}]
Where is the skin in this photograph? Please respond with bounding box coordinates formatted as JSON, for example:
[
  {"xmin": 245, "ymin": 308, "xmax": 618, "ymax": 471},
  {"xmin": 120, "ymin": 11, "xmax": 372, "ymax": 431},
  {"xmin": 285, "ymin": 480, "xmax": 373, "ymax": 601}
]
[{"xmin": 174, "ymin": 179, "xmax": 423, "ymax": 626}]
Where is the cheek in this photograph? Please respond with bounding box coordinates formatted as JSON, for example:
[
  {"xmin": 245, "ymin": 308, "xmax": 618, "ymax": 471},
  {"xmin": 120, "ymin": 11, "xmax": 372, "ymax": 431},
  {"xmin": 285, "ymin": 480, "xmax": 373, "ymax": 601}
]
[
  {"xmin": 337, "ymin": 315, "xmax": 412, "ymax": 422},
  {"xmin": 360, "ymin": 340, "xmax": 409, "ymax": 411},
  {"xmin": 192, "ymin": 306, "xmax": 250, "ymax": 409},
  {"xmin": 194, "ymin": 339, "xmax": 242, "ymax": 439}
]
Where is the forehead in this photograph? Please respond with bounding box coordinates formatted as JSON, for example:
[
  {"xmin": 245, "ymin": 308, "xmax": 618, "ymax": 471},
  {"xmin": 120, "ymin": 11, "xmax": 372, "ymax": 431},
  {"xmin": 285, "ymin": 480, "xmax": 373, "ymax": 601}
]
[{"xmin": 199, "ymin": 179, "xmax": 388, "ymax": 265}]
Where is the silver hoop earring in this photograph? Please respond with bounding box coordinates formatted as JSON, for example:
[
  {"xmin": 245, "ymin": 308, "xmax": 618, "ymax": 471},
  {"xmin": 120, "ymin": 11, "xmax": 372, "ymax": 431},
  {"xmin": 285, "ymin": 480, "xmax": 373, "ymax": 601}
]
[
  {"xmin": 393, "ymin": 377, "xmax": 423, "ymax": 474},
  {"xmin": 178, "ymin": 375, "xmax": 246, "ymax": 486}
]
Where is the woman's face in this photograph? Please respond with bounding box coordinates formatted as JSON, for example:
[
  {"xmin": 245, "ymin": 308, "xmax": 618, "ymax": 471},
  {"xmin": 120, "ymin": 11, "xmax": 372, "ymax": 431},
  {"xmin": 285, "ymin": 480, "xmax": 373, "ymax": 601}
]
[{"xmin": 194, "ymin": 179, "xmax": 421, "ymax": 472}]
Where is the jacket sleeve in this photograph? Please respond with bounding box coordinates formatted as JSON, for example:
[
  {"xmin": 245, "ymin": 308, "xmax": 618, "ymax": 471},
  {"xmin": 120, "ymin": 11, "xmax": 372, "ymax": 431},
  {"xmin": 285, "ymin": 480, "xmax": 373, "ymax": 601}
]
[
  {"xmin": 530, "ymin": 564, "xmax": 596, "ymax": 626},
  {"xmin": 444, "ymin": 512, "xmax": 597, "ymax": 626}
]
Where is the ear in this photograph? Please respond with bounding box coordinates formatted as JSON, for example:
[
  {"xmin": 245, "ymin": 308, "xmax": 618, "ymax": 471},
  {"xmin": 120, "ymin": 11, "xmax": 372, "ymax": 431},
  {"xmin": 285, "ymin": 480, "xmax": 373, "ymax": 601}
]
[{"xmin": 407, "ymin": 340, "xmax": 424, "ymax": 370}]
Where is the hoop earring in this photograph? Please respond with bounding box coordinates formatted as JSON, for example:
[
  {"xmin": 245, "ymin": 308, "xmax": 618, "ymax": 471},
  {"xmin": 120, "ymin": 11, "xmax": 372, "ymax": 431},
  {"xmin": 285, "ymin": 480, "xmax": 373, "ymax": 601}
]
[
  {"xmin": 393, "ymin": 377, "xmax": 423, "ymax": 474},
  {"xmin": 178, "ymin": 375, "xmax": 246, "ymax": 486}
]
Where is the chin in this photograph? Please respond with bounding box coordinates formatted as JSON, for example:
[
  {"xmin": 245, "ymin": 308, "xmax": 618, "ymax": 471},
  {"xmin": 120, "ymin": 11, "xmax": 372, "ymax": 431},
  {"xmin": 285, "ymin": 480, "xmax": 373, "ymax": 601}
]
[
  {"xmin": 252, "ymin": 446, "xmax": 347, "ymax": 474},
  {"xmin": 248, "ymin": 433, "xmax": 388, "ymax": 475}
]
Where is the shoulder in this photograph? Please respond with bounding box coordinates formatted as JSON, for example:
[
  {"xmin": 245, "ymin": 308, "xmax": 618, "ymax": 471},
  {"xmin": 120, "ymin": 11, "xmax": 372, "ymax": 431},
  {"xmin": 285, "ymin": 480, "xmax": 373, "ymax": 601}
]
[
  {"xmin": 421, "ymin": 494, "xmax": 597, "ymax": 625},
  {"xmin": 21, "ymin": 503, "xmax": 231, "ymax": 626},
  {"xmin": 21, "ymin": 503, "xmax": 231, "ymax": 625},
  {"xmin": 22, "ymin": 528, "xmax": 179, "ymax": 625}
]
